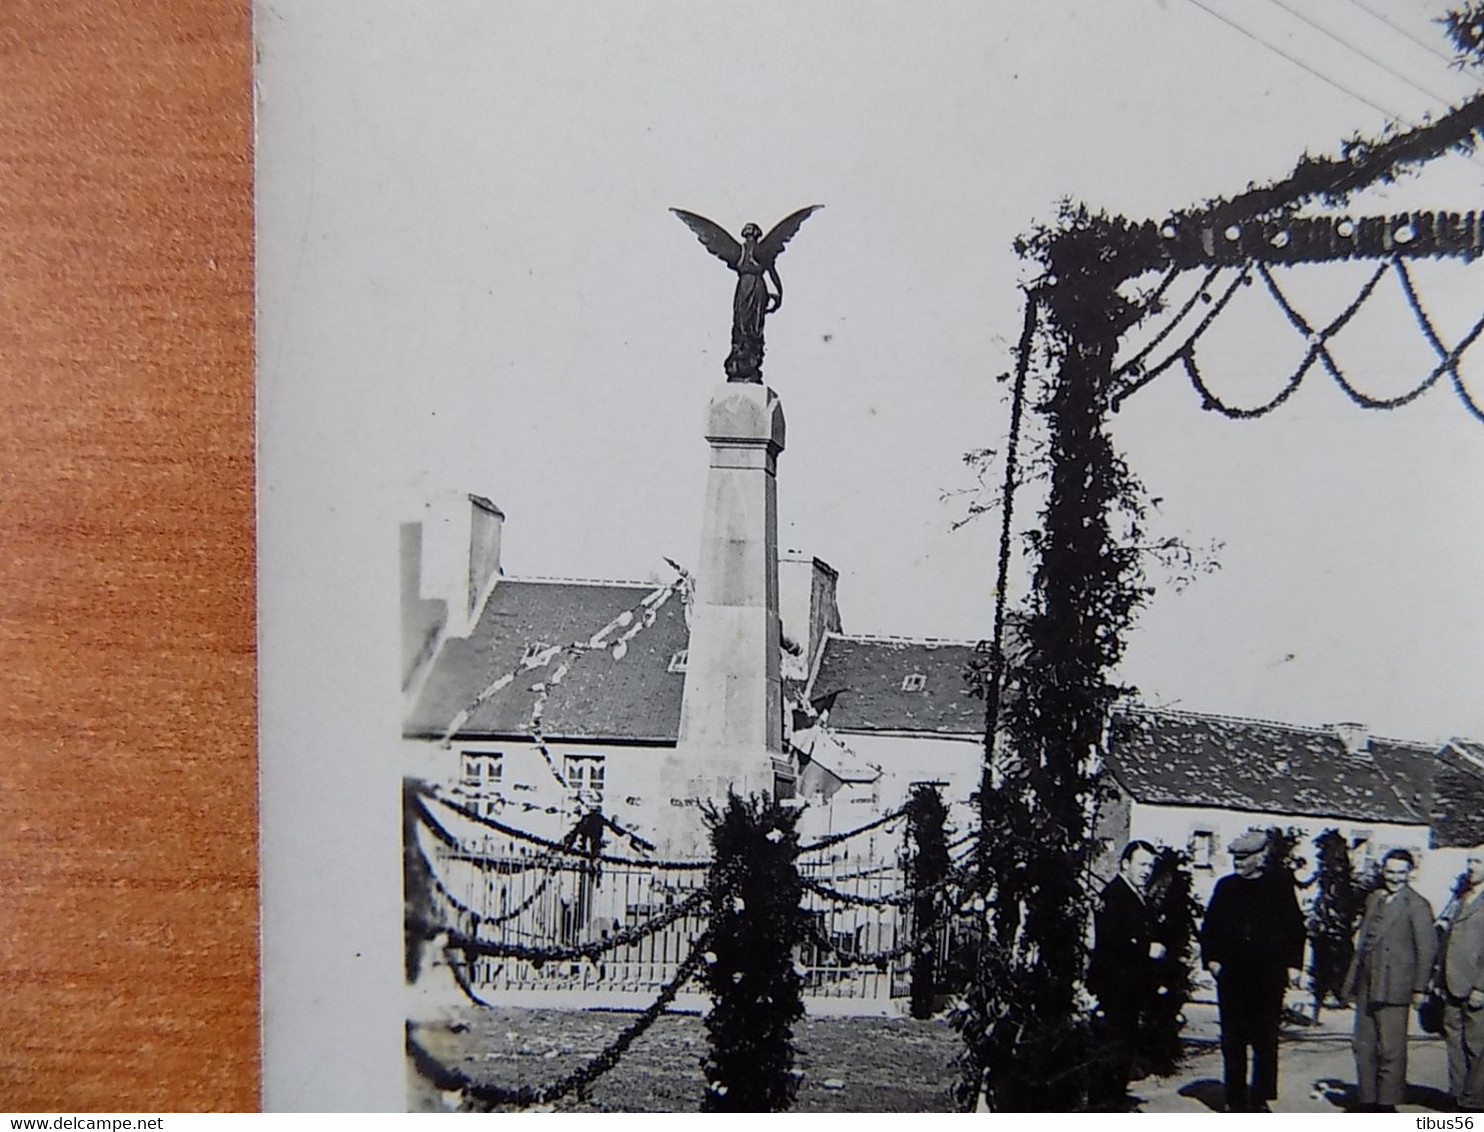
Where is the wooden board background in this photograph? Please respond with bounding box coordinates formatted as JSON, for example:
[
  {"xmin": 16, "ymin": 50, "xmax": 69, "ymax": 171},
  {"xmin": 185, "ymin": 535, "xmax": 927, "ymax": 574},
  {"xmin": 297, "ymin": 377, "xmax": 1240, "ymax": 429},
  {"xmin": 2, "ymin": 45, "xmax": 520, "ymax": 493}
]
[{"xmin": 0, "ymin": 1, "xmax": 258, "ymax": 1111}]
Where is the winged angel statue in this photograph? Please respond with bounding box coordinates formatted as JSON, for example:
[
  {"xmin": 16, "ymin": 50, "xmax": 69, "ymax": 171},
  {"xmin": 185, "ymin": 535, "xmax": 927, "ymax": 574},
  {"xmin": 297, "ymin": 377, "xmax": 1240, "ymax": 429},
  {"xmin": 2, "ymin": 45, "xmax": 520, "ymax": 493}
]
[{"xmin": 671, "ymin": 205, "xmax": 821, "ymax": 383}]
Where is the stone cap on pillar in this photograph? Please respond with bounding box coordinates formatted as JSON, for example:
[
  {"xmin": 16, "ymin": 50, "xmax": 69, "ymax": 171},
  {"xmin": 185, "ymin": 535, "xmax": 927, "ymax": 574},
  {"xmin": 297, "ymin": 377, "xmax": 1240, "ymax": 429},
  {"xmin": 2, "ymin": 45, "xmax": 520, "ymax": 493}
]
[{"xmin": 706, "ymin": 382, "xmax": 785, "ymax": 454}]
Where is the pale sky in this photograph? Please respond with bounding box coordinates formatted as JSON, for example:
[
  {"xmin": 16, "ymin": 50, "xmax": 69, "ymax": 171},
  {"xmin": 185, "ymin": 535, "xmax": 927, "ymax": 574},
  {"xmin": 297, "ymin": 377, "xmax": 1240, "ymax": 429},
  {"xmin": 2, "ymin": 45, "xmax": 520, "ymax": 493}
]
[
  {"xmin": 261, "ymin": 0, "xmax": 1483, "ymax": 744},
  {"xmin": 257, "ymin": 2, "xmax": 1483, "ymax": 1105}
]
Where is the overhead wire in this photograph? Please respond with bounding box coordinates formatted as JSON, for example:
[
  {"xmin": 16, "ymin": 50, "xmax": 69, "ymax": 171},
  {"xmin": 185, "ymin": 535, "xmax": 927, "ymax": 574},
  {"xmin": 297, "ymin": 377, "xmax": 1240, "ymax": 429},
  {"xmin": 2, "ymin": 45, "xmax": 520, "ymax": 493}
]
[
  {"xmin": 1262, "ymin": 0, "xmax": 1465, "ymax": 107},
  {"xmin": 1257, "ymin": 0, "xmax": 1484, "ymax": 172},
  {"xmin": 1342, "ymin": 0, "xmax": 1461, "ymax": 67},
  {"xmin": 1186, "ymin": 0, "xmax": 1412, "ymax": 121}
]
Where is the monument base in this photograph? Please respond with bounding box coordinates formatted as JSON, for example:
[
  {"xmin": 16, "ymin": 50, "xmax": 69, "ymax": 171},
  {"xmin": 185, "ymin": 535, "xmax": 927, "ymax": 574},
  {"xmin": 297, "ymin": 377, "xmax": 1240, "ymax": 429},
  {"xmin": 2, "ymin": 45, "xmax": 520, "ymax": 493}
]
[{"xmin": 653, "ymin": 745, "xmax": 796, "ymax": 858}]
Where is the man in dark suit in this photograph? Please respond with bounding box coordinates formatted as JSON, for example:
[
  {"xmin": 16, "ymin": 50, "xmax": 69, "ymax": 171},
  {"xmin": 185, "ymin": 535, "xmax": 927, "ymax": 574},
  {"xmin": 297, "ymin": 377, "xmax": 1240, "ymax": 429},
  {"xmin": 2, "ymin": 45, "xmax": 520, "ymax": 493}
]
[
  {"xmin": 1343, "ymin": 848, "xmax": 1437, "ymax": 1112},
  {"xmin": 1201, "ymin": 829, "xmax": 1306, "ymax": 1113},
  {"xmin": 1438, "ymin": 845, "xmax": 1484, "ymax": 1113},
  {"xmin": 1088, "ymin": 840, "xmax": 1162, "ymax": 1108}
]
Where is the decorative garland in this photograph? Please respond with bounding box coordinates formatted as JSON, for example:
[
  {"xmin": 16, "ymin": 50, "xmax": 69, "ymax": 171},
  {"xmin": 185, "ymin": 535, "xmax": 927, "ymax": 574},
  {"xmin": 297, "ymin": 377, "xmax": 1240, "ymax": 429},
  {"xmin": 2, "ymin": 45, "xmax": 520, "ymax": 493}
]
[
  {"xmin": 794, "ymin": 803, "xmax": 909, "ymax": 857},
  {"xmin": 442, "ymin": 888, "xmax": 709, "ymax": 965},
  {"xmin": 1110, "ymin": 265, "xmax": 1253, "ymax": 407},
  {"xmin": 1123, "ymin": 253, "xmax": 1484, "ymax": 421},
  {"xmin": 1394, "ymin": 258, "xmax": 1484, "ymax": 424},
  {"xmin": 416, "ymin": 784, "xmax": 708, "ymax": 870},
  {"xmin": 799, "ymin": 862, "xmax": 968, "ymax": 910},
  {"xmin": 409, "ymin": 931, "xmax": 710, "ymax": 1111},
  {"xmin": 429, "ymin": 860, "xmax": 552, "ymax": 931},
  {"xmin": 412, "ymin": 798, "xmax": 567, "ymax": 875},
  {"xmin": 799, "ymin": 875, "xmax": 919, "ymax": 909},
  {"xmin": 803, "ymin": 882, "xmax": 981, "ymax": 968},
  {"xmin": 1113, "ymin": 264, "xmax": 1225, "ymax": 380}
]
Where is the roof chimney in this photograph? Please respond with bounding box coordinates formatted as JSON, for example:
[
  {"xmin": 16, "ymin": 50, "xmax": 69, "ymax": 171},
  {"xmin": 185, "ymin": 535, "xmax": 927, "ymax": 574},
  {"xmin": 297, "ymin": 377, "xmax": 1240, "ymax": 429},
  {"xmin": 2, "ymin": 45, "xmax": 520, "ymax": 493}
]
[
  {"xmin": 780, "ymin": 552, "xmax": 842, "ymax": 677},
  {"xmin": 399, "ymin": 521, "xmax": 446, "ymax": 690},
  {"xmin": 1332, "ymin": 721, "xmax": 1371, "ymax": 756},
  {"xmin": 406, "ymin": 492, "xmax": 503, "ymax": 633}
]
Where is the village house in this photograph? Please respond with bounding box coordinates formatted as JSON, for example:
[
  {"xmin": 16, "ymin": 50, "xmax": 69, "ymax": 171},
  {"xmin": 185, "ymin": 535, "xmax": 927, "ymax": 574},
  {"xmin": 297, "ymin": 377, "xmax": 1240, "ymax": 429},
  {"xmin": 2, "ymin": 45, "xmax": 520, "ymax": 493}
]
[
  {"xmin": 1099, "ymin": 707, "xmax": 1433, "ymax": 901},
  {"xmin": 401, "ymin": 491, "xmax": 1484, "ymax": 892}
]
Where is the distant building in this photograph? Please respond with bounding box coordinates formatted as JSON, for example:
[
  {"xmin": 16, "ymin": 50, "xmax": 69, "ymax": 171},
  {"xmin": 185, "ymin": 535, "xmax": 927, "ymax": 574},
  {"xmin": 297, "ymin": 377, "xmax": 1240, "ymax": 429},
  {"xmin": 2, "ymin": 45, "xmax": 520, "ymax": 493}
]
[
  {"xmin": 401, "ymin": 495, "xmax": 1482, "ymax": 886},
  {"xmin": 794, "ymin": 634, "xmax": 989, "ymax": 839},
  {"xmin": 1423, "ymin": 738, "xmax": 1484, "ymax": 900}
]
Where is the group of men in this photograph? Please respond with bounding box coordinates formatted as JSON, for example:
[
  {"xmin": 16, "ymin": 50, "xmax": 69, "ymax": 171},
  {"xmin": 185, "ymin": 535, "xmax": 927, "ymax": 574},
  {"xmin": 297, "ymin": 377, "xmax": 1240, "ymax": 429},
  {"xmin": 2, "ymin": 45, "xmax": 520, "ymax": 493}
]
[{"xmin": 1091, "ymin": 834, "xmax": 1484, "ymax": 1113}]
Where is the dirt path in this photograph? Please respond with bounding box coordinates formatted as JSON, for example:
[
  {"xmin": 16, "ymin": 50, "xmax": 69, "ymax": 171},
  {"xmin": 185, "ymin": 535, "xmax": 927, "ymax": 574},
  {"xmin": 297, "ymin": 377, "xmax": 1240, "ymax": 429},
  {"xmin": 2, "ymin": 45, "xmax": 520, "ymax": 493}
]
[
  {"xmin": 408, "ymin": 1002, "xmax": 1459, "ymax": 1114},
  {"xmin": 408, "ymin": 1006, "xmax": 962, "ymax": 1112}
]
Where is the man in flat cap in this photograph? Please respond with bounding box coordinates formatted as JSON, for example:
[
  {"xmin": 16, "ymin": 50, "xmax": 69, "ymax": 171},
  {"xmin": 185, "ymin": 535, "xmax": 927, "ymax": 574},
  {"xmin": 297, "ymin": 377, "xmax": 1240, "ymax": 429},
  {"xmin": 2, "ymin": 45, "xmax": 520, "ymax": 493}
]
[{"xmin": 1201, "ymin": 829, "xmax": 1306, "ymax": 1112}]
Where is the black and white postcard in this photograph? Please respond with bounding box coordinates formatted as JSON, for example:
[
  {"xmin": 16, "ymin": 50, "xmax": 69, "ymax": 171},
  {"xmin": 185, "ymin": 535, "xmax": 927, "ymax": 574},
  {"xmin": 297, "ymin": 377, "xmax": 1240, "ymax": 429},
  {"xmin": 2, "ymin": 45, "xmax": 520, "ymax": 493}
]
[{"xmin": 257, "ymin": 1, "xmax": 1484, "ymax": 1113}]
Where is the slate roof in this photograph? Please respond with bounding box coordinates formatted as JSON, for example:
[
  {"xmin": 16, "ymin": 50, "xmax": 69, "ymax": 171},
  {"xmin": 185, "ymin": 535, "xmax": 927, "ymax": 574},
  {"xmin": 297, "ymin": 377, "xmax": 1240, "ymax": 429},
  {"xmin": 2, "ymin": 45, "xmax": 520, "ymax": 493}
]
[
  {"xmin": 1432, "ymin": 740, "xmax": 1484, "ymax": 848},
  {"xmin": 404, "ymin": 578, "xmax": 689, "ymax": 743},
  {"xmin": 806, "ymin": 634, "xmax": 987, "ymax": 735},
  {"xmin": 1106, "ymin": 706, "xmax": 1435, "ymax": 824}
]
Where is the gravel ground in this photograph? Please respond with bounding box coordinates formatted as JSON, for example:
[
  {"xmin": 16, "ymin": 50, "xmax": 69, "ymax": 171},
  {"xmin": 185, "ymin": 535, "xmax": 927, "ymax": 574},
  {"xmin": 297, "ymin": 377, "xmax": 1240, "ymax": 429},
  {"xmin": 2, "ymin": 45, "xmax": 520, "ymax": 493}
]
[
  {"xmin": 407, "ymin": 1006, "xmax": 962, "ymax": 1112},
  {"xmin": 407, "ymin": 1000, "xmax": 1460, "ymax": 1114}
]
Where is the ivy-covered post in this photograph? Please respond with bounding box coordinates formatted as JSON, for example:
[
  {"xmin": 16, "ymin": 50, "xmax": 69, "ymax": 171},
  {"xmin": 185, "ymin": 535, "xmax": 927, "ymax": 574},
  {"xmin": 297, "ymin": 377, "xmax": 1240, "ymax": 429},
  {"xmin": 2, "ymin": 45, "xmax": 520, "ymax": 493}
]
[
  {"xmin": 403, "ymin": 777, "xmax": 439, "ymax": 983},
  {"xmin": 1142, "ymin": 847, "xmax": 1198, "ymax": 1076},
  {"xmin": 960, "ymin": 214, "xmax": 1153, "ymax": 1111},
  {"xmin": 700, "ymin": 793, "xmax": 805, "ymax": 1112},
  {"xmin": 906, "ymin": 784, "xmax": 951, "ymax": 1019},
  {"xmin": 1309, "ymin": 828, "xmax": 1361, "ymax": 1016}
]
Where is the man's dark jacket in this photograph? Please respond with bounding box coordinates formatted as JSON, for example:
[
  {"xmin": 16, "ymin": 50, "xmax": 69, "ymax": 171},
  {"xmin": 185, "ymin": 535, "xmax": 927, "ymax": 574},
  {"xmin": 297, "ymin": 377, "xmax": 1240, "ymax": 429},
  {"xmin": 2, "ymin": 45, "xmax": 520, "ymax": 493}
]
[
  {"xmin": 1201, "ymin": 871, "xmax": 1306, "ymax": 988},
  {"xmin": 1089, "ymin": 875, "xmax": 1153, "ymax": 1009}
]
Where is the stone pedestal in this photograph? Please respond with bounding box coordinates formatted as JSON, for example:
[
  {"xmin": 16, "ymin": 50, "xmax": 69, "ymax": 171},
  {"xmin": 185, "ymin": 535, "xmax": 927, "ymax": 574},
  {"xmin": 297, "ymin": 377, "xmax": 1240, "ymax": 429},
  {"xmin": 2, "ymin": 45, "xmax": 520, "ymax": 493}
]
[{"xmin": 656, "ymin": 382, "xmax": 791, "ymax": 856}]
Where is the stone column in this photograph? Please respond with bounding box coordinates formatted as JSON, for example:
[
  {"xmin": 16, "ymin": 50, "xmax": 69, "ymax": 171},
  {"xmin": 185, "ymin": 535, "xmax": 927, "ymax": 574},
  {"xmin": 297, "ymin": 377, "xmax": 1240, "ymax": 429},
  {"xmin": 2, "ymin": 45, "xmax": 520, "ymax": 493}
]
[{"xmin": 656, "ymin": 382, "xmax": 791, "ymax": 855}]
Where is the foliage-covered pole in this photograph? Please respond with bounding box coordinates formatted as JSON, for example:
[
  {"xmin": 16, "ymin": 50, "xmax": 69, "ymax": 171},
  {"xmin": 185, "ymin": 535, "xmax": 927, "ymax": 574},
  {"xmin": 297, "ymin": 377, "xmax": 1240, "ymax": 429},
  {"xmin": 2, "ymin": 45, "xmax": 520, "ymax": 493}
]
[
  {"xmin": 1309, "ymin": 828, "xmax": 1361, "ymax": 1014},
  {"xmin": 960, "ymin": 216, "xmax": 1153, "ymax": 1111},
  {"xmin": 906, "ymin": 784, "xmax": 951, "ymax": 1019},
  {"xmin": 700, "ymin": 793, "xmax": 805, "ymax": 1112},
  {"xmin": 1143, "ymin": 847, "xmax": 1199, "ymax": 1076}
]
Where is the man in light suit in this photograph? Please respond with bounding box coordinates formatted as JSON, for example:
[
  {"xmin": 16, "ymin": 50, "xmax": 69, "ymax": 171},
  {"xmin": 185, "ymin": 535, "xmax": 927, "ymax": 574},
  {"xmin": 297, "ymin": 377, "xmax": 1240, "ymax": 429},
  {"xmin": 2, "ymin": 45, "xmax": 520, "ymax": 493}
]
[
  {"xmin": 1439, "ymin": 845, "xmax": 1484, "ymax": 1113},
  {"xmin": 1343, "ymin": 848, "xmax": 1437, "ymax": 1113}
]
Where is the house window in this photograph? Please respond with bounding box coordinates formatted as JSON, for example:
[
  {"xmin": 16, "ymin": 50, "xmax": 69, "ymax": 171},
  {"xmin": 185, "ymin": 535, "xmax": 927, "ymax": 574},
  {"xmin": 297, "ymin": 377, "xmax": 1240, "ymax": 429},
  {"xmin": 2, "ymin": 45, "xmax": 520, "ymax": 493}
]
[
  {"xmin": 1189, "ymin": 830, "xmax": 1215, "ymax": 869},
  {"xmin": 901, "ymin": 673, "xmax": 926, "ymax": 692},
  {"xmin": 668, "ymin": 649, "xmax": 688, "ymax": 674},
  {"xmin": 564, "ymin": 755, "xmax": 606, "ymax": 810},
  {"xmin": 461, "ymin": 752, "xmax": 503, "ymax": 794}
]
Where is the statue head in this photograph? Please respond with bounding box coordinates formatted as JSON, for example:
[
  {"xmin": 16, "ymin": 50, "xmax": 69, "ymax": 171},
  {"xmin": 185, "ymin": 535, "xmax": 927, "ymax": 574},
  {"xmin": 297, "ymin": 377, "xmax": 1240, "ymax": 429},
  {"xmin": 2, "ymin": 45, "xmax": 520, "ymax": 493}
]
[{"xmin": 741, "ymin": 222, "xmax": 762, "ymax": 241}]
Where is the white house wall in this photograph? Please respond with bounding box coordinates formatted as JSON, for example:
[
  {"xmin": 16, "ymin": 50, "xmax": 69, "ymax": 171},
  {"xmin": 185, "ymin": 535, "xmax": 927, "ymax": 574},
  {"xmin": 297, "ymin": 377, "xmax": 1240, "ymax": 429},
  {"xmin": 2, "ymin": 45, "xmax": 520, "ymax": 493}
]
[
  {"xmin": 1420, "ymin": 846, "xmax": 1480, "ymax": 912},
  {"xmin": 828, "ymin": 731, "xmax": 983, "ymax": 830},
  {"xmin": 409, "ymin": 737, "xmax": 679, "ymax": 851},
  {"xmin": 1127, "ymin": 799, "xmax": 1436, "ymax": 907}
]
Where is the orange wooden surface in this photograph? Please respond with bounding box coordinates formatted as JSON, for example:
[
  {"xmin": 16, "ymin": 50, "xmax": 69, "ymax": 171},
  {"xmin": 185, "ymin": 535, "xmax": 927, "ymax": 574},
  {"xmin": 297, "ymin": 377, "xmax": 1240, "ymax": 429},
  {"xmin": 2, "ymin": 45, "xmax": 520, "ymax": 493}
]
[{"xmin": 0, "ymin": 1, "xmax": 258, "ymax": 1111}]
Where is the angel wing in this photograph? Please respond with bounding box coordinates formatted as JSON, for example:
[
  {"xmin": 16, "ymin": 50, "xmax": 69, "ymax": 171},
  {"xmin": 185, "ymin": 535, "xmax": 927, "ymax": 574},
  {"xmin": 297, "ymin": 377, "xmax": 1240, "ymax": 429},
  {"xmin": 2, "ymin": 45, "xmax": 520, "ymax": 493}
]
[
  {"xmin": 670, "ymin": 209, "xmax": 742, "ymax": 269},
  {"xmin": 756, "ymin": 205, "xmax": 823, "ymax": 267}
]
